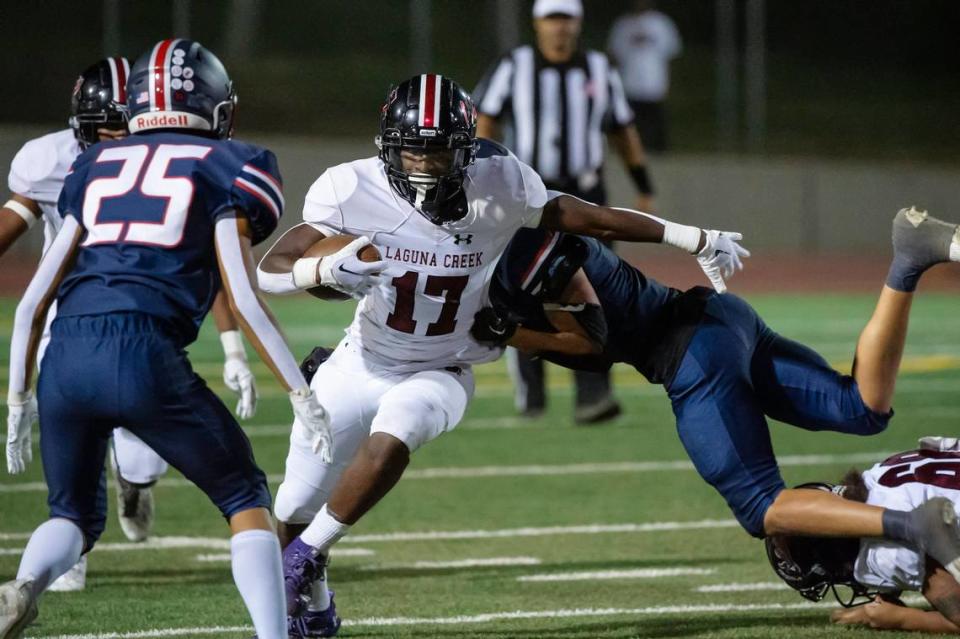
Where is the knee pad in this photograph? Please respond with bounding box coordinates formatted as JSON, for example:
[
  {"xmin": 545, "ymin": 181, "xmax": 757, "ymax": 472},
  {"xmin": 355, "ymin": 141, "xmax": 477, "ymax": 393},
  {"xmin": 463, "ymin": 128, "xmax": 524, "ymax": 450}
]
[
  {"xmin": 274, "ymin": 477, "xmax": 329, "ymax": 525},
  {"xmin": 370, "ymin": 394, "xmax": 444, "ymax": 453}
]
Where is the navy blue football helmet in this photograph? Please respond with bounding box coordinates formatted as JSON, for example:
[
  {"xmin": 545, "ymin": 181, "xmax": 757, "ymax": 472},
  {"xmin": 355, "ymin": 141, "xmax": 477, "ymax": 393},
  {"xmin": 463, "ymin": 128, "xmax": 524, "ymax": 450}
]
[
  {"xmin": 126, "ymin": 39, "xmax": 236, "ymax": 139},
  {"xmin": 376, "ymin": 74, "xmax": 478, "ymax": 225},
  {"xmin": 69, "ymin": 57, "xmax": 130, "ymax": 149}
]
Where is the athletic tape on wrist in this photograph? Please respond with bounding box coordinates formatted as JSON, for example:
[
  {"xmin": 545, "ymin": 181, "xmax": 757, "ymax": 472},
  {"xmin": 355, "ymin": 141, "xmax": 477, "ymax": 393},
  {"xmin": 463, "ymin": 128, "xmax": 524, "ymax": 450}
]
[
  {"xmin": 219, "ymin": 330, "xmax": 246, "ymax": 359},
  {"xmin": 4, "ymin": 200, "xmax": 37, "ymax": 228},
  {"xmin": 292, "ymin": 257, "xmax": 322, "ymax": 289},
  {"xmin": 662, "ymin": 222, "xmax": 702, "ymax": 254}
]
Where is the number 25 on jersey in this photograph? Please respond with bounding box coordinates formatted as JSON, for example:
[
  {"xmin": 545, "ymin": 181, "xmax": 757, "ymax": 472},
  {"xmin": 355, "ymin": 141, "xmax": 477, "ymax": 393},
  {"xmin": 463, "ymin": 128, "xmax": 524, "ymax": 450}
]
[{"xmin": 82, "ymin": 144, "xmax": 211, "ymax": 247}]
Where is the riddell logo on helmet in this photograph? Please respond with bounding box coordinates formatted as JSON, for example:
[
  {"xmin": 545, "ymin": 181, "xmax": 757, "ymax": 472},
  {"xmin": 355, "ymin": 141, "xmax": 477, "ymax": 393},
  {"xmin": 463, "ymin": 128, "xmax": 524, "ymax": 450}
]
[{"xmin": 134, "ymin": 114, "xmax": 190, "ymax": 128}]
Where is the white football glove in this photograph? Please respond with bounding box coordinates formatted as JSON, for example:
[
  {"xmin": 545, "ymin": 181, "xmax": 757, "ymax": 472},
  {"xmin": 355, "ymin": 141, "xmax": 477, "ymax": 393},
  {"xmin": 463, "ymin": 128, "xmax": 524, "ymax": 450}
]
[
  {"xmin": 290, "ymin": 388, "xmax": 333, "ymax": 463},
  {"xmin": 6, "ymin": 391, "xmax": 38, "ymax": 475},
  {"xmin": 223, "ymin": 356, "xmax": 257, "ymax": 420},
  {"xmin": 317, "ymin": 237, "xmax": 388, "ymax": 299},
  {"xmin": 919, "ymin": 436, "xmax": 960, "ymax": 452},
  {"xmin": 696, "ymin": 230, "xmax": 751, "ymax": 294}
]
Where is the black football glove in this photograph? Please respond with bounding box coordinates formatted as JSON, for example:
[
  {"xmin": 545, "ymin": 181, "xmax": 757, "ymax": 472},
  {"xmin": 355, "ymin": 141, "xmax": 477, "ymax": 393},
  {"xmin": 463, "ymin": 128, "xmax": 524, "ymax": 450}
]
[
  {"xmin": 299, "ymin": 345, "xmax": 335, "ymax": 385},
  {"xmin": 470, "ymin": 307, "xmax": 518, "ymax": 346}
]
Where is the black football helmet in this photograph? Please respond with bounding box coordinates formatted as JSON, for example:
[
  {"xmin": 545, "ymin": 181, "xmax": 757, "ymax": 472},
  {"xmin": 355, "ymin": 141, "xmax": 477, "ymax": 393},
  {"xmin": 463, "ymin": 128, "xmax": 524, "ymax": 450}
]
[
  {"xmin": 69, "ymin": 57, "xmax": 130, "ymax": 149},
  {"xmin": 765, "ymin": 482, "xmax": 878, "ymax": 607},
  {"xmin": 126, "ymin": 39, "xmax": 236, "ymax": 139},
  {"xmin": 376, "ymin": 74, "xmax": 478, "ymax": 225}
]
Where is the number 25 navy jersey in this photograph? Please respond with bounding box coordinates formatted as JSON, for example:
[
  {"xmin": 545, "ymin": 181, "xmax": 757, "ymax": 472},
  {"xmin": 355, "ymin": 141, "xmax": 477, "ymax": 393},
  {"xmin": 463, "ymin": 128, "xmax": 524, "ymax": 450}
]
[{"xmin": 55, "ymin": 131, "xmax": 283, "ymax": 345}]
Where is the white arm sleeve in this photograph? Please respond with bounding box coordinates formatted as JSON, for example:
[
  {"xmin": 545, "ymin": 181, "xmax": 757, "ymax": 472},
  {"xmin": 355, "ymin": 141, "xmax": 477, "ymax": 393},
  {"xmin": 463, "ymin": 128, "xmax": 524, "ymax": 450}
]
[
  {"xmin": 215, "ymin": 216, "xmax": 308, "ymax": 392},
  {"xmin": 8, "ymin": 216, "xmax": 81, "ymax": 400}
]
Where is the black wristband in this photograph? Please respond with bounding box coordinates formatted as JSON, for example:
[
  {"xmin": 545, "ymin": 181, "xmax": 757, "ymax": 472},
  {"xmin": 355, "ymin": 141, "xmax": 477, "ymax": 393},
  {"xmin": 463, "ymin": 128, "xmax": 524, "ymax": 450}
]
[{"xmin": 629, "ymin": 165, "xmax": 654, "ymax": 196}]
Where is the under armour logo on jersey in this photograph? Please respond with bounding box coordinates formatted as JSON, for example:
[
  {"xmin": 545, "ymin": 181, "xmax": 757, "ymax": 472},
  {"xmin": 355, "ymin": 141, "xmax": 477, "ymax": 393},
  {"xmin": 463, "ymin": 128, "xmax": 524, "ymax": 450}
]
[{"xmin": 454, "ymin": 234, "xmax": 473, "ymax": 245}]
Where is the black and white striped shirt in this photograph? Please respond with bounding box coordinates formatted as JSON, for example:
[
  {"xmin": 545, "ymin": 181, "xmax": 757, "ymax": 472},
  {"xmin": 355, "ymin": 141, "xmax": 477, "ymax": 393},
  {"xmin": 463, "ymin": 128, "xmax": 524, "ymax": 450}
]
[{"xmin": 474, "ymin": 45, "xmax": 634, "ymax": 187}]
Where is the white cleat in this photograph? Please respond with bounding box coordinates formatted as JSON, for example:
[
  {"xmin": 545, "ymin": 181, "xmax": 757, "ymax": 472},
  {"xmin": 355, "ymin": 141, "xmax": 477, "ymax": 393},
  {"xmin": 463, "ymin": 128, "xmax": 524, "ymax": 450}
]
[
  {"xmin": 110, "ymin": 454, "xmax": 155, "ymax": 543},
  {"xmin": 0, "ymin": 580, "xmax": 38, "ymax": 639},
  {"xmin": 48, "ymin": 555, "xmax": 87, "ymax": 592}
]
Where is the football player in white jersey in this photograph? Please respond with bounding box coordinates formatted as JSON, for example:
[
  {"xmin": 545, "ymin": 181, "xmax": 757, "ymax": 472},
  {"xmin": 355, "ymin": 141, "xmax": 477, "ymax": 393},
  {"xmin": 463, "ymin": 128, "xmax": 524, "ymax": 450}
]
[
  {"xmin": 1, "ymin": 58, "xmax": 258, "ymax": 589},
  {"xmin": 256, "ymin": 73, "xmax": 748, "ymax": 637},
  {"xmin": 769, "ymin": 437, "xmax": 960, "ymax": 634}
]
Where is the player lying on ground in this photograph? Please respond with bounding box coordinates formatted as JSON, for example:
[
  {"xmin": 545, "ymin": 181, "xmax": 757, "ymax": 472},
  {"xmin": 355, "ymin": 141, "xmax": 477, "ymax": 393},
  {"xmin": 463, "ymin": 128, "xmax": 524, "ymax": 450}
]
[
  {"xmin": 769, "ymin": 437, "xmax": 960, "ymax": 633},
  {"xmin": 255, "ymin": 73, "xmax": 748, "ymax": 637},
  {"xmin": 0, "ymin": 39, "xmax": 332, "ymax": 639},
  {"xmin": 1, "ymin": 58, "xmax": 259, "ymax": 588},
  {"xmin": 469, "ymin": 210, "xmax": 960, "ymax": 577}
]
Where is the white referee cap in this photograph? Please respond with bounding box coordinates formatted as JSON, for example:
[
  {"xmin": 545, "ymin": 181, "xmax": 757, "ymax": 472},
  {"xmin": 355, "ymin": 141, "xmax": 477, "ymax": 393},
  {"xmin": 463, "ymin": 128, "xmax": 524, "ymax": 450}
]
[{"xmin": 532, "ymin": 0, "xmax": 583, "ymax": 18}]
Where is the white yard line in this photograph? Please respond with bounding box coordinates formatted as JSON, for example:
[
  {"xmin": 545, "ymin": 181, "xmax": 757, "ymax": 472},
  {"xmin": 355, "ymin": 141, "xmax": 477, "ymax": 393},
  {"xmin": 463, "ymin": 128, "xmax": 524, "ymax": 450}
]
[
  {"xmin": 361, "ymin": 557, "xmax": 542, "ymax": 570},
  {"xmin": 517, "ymin": 567, "xmax": 716, "ymax": 582},
  {"xmin": 0, "ymin": 532, "xmax": 30, "ymax": 541},
  {"xmin": 0, "ymin": 536, "xmax": 376, "ymax": 558},
  {"xmin": 1, "ymin": 520, "xmax": 738, "ymax": 556},
  {"xmin": 194, "ymin": 547, "xmax": 374, "ymax": 563},
  {"xmin": 0, "ymin": 450, "xmax": 895, "ymax": 494},
  {"xmin": 28, "ymin": 601, "xmax": 836, "ymax": 638},
  {"xmin": 343, "ymin": 519, "xmax": 739, "ymax": 544},
  {"xmin": 696, "ymin": 582, "xmax": 790, "ymax": 593}
]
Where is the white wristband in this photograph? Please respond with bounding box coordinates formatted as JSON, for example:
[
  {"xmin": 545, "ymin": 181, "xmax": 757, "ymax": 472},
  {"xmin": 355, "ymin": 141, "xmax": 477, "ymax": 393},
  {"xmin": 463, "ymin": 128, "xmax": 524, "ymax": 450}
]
[
  {"xmin": 662, "ymin": 222, "xmax": 702, "ymax": 254},
  {"xmin": 4, "ymin": 200, "xmax": 37, "ymax": 228},
  {"xmin": 219, "ymin": 330, "xmax": 246, "ymax": 360},
  {"xmin": 292, "ymin": 257, "xmax": 322, "ymax": 289}
]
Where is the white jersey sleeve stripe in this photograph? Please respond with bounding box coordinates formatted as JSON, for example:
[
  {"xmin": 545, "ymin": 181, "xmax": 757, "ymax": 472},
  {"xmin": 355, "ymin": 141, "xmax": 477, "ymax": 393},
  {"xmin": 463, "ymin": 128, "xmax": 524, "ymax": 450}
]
[
  {"xmin": 234, "ymin": 177, "xmax": 281, "ymax": 219},
  {"xmin": 241, "ymin": 164, "xmax": 285, "ymax": 208}
]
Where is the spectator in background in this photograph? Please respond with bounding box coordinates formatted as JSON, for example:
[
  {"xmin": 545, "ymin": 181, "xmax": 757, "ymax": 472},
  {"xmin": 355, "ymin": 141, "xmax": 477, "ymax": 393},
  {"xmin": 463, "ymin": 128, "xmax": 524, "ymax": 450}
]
[
  {"xmin": 474, "ymin": 0, "xmax": 656, "ymax": 424},
  {"xmin": 608, "ymin": 0, "xmax": 682, "ymax": 152}
]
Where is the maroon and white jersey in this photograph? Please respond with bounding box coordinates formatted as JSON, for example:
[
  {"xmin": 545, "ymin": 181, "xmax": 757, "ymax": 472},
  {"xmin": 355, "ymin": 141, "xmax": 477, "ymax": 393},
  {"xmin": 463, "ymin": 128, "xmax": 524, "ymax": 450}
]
[
  {"xmin": 855, "ymin": 449, "xmax": 960, "ymax": 591},
  {"xmin": 302, "ymin": 147, "xmax": 546, "ymax": 371},
  {"xmin": 7, "ymin": 129, "xmax": 82, "ymax": 253}
]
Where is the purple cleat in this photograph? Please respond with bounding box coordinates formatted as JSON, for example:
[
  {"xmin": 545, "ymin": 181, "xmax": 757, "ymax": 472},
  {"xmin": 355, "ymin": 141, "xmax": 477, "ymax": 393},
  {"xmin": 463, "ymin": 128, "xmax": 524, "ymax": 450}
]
[
  {"xmin": 282, "ymin": 537, "xmax": 328, "ymax": 617},
  {"xmin": 288, "ymin": 590, "xmax": 341, "ymax": 638}
]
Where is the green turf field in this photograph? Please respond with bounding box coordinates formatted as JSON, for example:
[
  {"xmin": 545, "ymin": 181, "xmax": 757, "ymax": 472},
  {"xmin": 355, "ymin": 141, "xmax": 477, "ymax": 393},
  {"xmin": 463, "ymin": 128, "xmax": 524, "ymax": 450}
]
[{"xmin": 1, "ymin": 292, "xmax": 958, "ymax": 639}]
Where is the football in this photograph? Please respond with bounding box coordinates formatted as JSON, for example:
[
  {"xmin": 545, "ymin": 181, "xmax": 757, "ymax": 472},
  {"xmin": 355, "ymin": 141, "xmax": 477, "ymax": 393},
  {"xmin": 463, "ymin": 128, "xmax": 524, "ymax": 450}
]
[{"xmin": 303, "ymin": 234, "xmax": 381, "ymax": 300}]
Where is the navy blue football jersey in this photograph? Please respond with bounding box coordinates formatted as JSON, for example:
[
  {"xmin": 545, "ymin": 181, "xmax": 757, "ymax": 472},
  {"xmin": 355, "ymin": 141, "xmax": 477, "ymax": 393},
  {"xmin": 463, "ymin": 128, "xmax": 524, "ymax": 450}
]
[
  {"xmin": 492, "ymin": 228, "xmax": 710, "ymax": 383},
  {"xmin": 55, "ymin": 131, "xmax": 283, "ymax": 344}
]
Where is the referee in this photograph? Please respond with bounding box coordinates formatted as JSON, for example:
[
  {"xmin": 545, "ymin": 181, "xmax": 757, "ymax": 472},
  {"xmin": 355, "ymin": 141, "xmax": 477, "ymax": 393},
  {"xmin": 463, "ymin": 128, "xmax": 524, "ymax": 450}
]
[{"xmin": 474, "ymin": 0, "xmax": 655, "ymax": 424}]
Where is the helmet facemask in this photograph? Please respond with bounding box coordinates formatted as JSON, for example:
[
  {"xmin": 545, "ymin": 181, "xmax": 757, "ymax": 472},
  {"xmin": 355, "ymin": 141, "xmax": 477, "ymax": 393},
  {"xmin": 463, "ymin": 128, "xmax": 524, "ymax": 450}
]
[
  {"xmin": 765, "ymin": 482, "xmax": 879, "ymax": 608},
  {"xmin": 378, "ymin": 129, "xmax": 475, "ymax": 225},
  {"xmin": 69, "ymin": 105, "xmax": 129, "ymax": 149}
]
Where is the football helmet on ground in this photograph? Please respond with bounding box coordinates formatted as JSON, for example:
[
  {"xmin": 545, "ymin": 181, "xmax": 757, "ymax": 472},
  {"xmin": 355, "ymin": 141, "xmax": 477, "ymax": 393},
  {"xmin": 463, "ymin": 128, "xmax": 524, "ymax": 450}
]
[{"xmin": 765, "ymin": 482, "xmax": 878, "ymax": 607}]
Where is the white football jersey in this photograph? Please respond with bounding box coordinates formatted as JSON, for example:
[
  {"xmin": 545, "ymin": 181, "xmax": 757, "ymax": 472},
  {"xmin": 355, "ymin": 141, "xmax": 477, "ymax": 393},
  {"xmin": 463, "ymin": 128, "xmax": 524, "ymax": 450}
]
[
  {"xmin": 7, "ymin": 129, "xmax": 82, "ymax": 253},
  {"xmin": 302, "ymin": 147, "xmax": 546, "ymax": 371},
  {"xmin": 855, "ymin": 449, "xmax": 960, "ymax": 592}
]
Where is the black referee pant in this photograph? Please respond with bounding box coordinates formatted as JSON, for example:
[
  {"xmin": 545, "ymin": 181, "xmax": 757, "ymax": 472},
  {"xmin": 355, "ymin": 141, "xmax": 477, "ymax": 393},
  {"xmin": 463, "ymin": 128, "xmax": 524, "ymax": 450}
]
[{"xmin": 508, "ymin": 180, "xmax": 618, "ymax": 422}]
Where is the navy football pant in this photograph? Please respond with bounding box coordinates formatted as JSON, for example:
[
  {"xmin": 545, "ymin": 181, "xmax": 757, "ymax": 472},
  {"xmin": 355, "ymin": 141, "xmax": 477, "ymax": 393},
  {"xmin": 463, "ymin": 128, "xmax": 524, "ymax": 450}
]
[
  {"xmin": 666, "ymin": 294, "xmax": 891, "ymax": 537},
  {"xmin": 37, "ymin": 313, "xmax": 271, "ymax": 550}
]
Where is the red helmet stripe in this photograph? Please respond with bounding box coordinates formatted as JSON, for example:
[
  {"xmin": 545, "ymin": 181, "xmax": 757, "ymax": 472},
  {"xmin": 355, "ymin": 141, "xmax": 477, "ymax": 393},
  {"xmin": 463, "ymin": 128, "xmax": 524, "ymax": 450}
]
[
  {"xmin": 420, "ymin": 73, "xmax": 440, "ymax": 128},
  {"xmin": 150, "ymin": 39, "xmax": 176, "ymax": 110},
  {"xmin": 112, "ymin": 57, "xmax": 127, "ymax": 104}
]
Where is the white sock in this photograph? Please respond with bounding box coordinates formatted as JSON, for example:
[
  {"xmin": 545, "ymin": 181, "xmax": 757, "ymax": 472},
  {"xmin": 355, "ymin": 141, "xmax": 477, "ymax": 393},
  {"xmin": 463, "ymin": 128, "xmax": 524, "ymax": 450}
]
[
  {"xmin": 950, "ymin": 237, "xmax": 960, "ymax": 262},
  {"xmin": 308, "ymin": 577, "xmax": 332, "ymax": 612},
  {"xmin": 16, "ymin": 518, "xmax": 84, "ymax": 599},
  {"xmin": 300, "ymin": 504, "xmax": 351, "ymax": 553},
  {"xmin": 231, "ymin": 530, "xmax": 286, "ymax": 639}
]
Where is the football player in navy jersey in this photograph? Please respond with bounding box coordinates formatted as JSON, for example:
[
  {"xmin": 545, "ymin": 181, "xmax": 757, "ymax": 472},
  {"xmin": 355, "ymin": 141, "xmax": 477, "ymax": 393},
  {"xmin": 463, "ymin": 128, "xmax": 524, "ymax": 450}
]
[
  {"xmin": 473, "ymin": 213, "xmax": 960, "ymax": 583},
  {"xmin": 0, "ymin": 40, "xmax": 331, "ymax": 639},
  {"xmin": 1, "ymin": 57, "xmax": 262, "ymax": 593}
]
